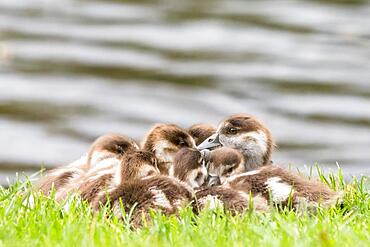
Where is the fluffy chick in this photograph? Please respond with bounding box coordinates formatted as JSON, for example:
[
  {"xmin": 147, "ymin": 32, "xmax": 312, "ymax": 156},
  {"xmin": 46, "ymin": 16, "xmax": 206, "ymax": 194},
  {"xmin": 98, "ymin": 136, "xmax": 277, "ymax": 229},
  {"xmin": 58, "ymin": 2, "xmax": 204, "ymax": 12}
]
[
  {"xmin": 37, "ymin": 133, "xmax": 139, "ymax": 196},
  {"xmin": 141, "ymin": 124, "xmax": 196, "ymax": 175}
]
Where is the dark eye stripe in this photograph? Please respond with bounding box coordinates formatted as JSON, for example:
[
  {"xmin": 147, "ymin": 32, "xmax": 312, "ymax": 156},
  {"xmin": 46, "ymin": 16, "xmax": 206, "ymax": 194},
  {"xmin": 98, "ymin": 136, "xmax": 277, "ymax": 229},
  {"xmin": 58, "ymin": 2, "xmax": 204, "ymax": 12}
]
[
  {"xmin": 223, "ymin": 166, "xmax": 234, "ymax": 175},
  {"xmin": 148, "ymin": 170, "xmax": 155, "ymax": 176}
]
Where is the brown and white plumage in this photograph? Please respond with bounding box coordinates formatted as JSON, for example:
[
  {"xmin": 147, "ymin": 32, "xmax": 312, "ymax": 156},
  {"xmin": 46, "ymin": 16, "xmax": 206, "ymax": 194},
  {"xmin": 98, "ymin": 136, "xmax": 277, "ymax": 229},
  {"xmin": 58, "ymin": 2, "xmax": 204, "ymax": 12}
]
[
  {"xmin": 80, "ymin": 150, "xmax": 159, "ymax": 204},
  {"xmin": 93, "ymin": 150, "xmax": 193, "ymax": 227},
  {"xmin": 141, "ymin": 124, "xmax": 196, "ymax": 175},
  {"xmin": 87, "ymin": 133, "xmax": 139, "ymax": 169},
  {"xmin": 194, "ymin": 186, "xmax": 269, "ymax": 214},
  {"xmin": 171, "ymin": 147, "xmax": 269, "ymax": 214},
  {"xmin": 206, "ymin": 147, "xmax": 246, "ymax": 185},
  {"xmin": 196, "ymin": 114, "xmax": 340, "ymax": 210},
  {"xmin": 37, "ymin": 133, "xmax": 139, "ymax": 198},
  {"xmin": 96, "ymin": 175, "xmax": 193, "ymax": 227},
  {"xmin": 188, "ymin": 123, "xmax": 216, "ymax": 146},
  {"xmin": 224, "ymin": 165, "xmax": 342, "ymax": 210},
  {"xmin": 171, "ymin": 147, "xmax": 208, "ymax": 189},
  {"xmin": 198, "ymin": 114, "xmax": 274, "ymax": 170},
  {"xmin": 37, "ymin": 155, "xmax": 87, "ymax": 196}
]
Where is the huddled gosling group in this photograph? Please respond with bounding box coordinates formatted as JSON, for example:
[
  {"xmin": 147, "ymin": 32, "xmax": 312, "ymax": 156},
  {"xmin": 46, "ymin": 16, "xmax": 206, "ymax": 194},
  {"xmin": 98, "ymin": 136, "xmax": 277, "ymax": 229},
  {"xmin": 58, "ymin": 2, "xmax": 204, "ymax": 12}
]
[{"xmin": 36, "ymin": 114, "xmax": 342, "ymax": 225}]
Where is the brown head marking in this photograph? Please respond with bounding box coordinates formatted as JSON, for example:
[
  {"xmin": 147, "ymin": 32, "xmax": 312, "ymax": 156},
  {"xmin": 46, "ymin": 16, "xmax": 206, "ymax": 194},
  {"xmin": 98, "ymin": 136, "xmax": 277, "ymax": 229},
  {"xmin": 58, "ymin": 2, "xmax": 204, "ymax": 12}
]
[
  {"xmin": 87, "ymin": 133, "xmax": 139, "ymax": 167},
  {"xmin": 141, "ymin": 124, "xmax": 196, "ymax": 174},
  {"xmin": 172, "ymin": 147, "xmax": 208, "ymax": 189},
  {"xmin": 188, "ymin": 123, "xmax": 216, "ymax": 146}
]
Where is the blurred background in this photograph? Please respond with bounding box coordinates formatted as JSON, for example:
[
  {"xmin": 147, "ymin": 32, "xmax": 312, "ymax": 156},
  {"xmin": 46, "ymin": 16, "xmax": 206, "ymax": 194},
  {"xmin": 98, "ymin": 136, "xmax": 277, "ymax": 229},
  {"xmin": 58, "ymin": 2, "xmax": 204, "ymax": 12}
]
[{"xmin": 0, "ymin": 0, "xmax": 369, "ymax": 184}]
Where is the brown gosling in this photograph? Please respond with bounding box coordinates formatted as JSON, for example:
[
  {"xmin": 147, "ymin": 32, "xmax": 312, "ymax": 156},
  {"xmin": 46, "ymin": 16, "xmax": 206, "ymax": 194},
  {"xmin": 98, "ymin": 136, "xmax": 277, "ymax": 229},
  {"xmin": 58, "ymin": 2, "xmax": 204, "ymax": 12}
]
[
  {"xmin": 223, "ymin": 165, "xmax": 342, "ymax": 210},
  {"xmin": 198, "ymin": 113, "xmax": 274, "ymax": 170},
  {"xmin": 80, "ymin": 150, "xmax": 159, "ymax": 204},
  {"xmin": 170, "ymin": 147, "xmax": 208, "ymax": 189},
  {"xmin": 141, "ymin": 123, "xmax": 196, "ymax": 175},
  {"xmin": 39, "ymin": 134, "xmax": 138, "ymax": 199},
  {"xmin": 206, "ymin": 147, "xmax": 246, "ymax": 185},
  {"xmin": 93, "ymin": 150, "xmax": 194, "ymax": 227},
  {"xmin": 171, "ymin": 148, "xmax": 269, "ymax": 214}
]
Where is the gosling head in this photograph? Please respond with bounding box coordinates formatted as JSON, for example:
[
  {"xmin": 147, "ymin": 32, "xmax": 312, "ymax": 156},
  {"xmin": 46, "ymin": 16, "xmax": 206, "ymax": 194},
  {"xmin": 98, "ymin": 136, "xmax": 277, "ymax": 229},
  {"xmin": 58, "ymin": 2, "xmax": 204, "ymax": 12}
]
[
  {"xmin": 188, "ymin": 123, "xmax": 216, "ymax": 146},
  {"xmin": 141, "ymin": 124, "xmax": 196, "ymax": 174},
  {"xmin": 172, "ymin": 148, "xmax": 208, "ymax": 189},
  {"xmin": 87, "ymin": 133, "xmax": 139, "ymax": 168},
  {"xmin": 198, "ymin": 114, "xmax": 274, "ymax": 169},
  {"xmin": 206, "ymin": 147, "xmax": 246, "ymax": 186},
  {"xmin": 118, "ymin": 150, "xmax": 160, "ymax": 183}
]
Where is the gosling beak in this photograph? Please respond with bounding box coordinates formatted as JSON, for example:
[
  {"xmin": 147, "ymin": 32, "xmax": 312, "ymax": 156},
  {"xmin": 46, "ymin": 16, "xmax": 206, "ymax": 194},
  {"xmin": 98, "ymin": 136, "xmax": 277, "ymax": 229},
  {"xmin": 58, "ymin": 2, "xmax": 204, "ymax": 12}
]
[
  {"xmin": 197, "ymin": 133, "xmax": 221, "ymax": 151},
  {"xmin": 206, "ymin": 174, "xmax": 221, "ymax": 186}
]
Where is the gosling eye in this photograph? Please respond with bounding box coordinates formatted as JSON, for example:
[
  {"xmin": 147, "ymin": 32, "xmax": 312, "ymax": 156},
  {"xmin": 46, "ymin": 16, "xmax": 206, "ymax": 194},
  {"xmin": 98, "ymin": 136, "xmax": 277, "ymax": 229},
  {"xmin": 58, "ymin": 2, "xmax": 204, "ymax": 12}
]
[
  {"xmin": 227, "ymin": 127, "xmax": 237, "ymax": 135},
  {"xmin": 201, "ymin": 158, "xmax": 207, "ymax": 168},
  {"xmin": 225, "ymin": 167, "xmax": 234, "ymax": 174},
  {"xmin": 152, "ymin": 158, "xmax": 158, "ymax": 167},
  {"xmin": 147, "ymin": 170, "xmax": 156, "ymax": 176},
  {"xmin": 195, "ymin": 172, "xmax": 203, "ymax": 182},
  {"xmin": 115, "ymin": 144, "xmax": 125, "ymax": 154},
  {"xmin": 178, "ymin": 139, "xmax": 186, "ymax": 147}
]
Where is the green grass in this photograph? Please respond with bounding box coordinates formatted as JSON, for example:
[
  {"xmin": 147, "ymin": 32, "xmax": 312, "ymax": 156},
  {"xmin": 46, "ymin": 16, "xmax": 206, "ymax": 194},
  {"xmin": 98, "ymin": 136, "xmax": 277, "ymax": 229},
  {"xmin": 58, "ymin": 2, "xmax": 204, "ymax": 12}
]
[{"xmin": 0, "ymin": 167, "xmax": 369, "ymax": 247}]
